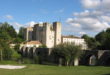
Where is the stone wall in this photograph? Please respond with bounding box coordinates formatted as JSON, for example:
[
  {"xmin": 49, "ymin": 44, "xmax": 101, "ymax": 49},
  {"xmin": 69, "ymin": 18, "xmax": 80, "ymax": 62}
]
[{"xmin": 19, "ymin": 47, "xmax": 110, "ymax": 66}]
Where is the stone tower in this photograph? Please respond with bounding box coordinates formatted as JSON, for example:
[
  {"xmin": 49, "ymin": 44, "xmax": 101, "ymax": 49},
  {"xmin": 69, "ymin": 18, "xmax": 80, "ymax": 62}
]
[
  {"xmin": 24, "ymin": 22, "xmax": 62, "ymax": 48},
  {"xmin": 33, "ymin": 23, "xmax": 43, "ymax": 41},
  {"xmin": 43, "ymin": 22, "xmax": 54, "ymax": 48},
  {"xmin": 24, "ymin": 27, "xmax": 33, "ymax": 41},
  {"xmin": 53, "ymin": 22, "xmax": 61, "ymax": 46}
]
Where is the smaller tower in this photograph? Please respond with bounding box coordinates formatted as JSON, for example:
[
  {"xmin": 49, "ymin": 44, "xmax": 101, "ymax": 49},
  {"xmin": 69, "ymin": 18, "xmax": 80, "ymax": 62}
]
[
  {"xmin": 43, "ymin": 23, "xmax": 50, "ymax": 47},
  {"xmin": 53, "ymin": 22, "xmax": 61, "ymax": 46},
  {"xmin": 24, "ymin": 27, "xmax": 33, "ymax": 41},
  {"xmin": 33, "ymin": 23, "xmax": 43, "ymax": 41}
]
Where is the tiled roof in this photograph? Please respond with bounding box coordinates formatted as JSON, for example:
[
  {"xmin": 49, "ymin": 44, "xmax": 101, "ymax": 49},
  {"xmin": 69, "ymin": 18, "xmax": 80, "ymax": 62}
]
[
  {"xmin": 25, "ymin": 41, "xmax": 41, "ymax": 45},
  {"xmin": 62, "ymin": 35, "xmax": 81, "ymax": 39}
]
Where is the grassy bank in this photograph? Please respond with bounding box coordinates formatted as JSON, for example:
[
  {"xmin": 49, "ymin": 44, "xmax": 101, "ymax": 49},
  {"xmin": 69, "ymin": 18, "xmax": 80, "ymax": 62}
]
[
  {"xmin": 0, "ymin": 64, "xmax": 109, "ymax": 75},
  {"xmin": 0, "ymin": 61, "xmax": 18, "ymax": 65}
]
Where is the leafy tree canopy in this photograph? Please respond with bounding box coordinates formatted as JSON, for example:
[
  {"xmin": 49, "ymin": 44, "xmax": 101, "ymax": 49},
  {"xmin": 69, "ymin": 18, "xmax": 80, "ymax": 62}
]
[{"xmin": 52, "ymin": 43, "xmax": 82, "ymax": 66}]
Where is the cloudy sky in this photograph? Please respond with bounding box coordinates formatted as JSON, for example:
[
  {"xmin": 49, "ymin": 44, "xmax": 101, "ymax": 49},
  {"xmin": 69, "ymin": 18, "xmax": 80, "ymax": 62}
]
[{"xmin": 0, "ymin": 0, "xmax": 110, "ymax": 36}]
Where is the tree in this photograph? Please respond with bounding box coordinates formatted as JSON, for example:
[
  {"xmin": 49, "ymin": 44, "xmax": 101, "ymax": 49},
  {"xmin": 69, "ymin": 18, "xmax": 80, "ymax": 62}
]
[
  {"xmin": 103, "ymin": 28, "xmax": 110, "ymax": 50},
  {"xmin": 14, "ymin": 37, "xmax": 23, "ymax": 44},
  {"xmin": 12, "ymin": 49, "xmax": 21, "ymax": 61},
  {"xmin": 0, "ymin": 22, "xmax": 17, "ymax": 43},
  {"xmin": 38, "ymin": 44, "xmax": 47, "ymax": 48},
  {"xmin": 0, "ymin": 29, "xmax": 11, "ymax": 42},
  {"xmin": 7, "ymin": 26, "xmax": 17, "ymax": 38},
  {"xmin": 52, "ymin": 43, "xmax": 82, "ymax": 66},
  {"xmin": 0, "ymin": 40, "xmax": 13, "ymax": 60},
  {"xmin": 14, "ymin": 44, "xmax": 20, "ymax": 51},
  {"xmin": 82, "ymin": 34, "xmax": 99, "ymax": 50},
  {"xmin": 0, "ymin": 22, "xmax": 19, "ymax": 61},
  {"xmin": 3, "ymin": 47, "xmax": 13, "ymax": 60},
  {"xmin": 95, "ymin": 28, "xmax": 110, "ymax": 50},
  {"xmin": 18, "ymin": 27, "xmax": 25, "ymax": 39},
  {"xmin": 0, "ymin": 40, "xmax": 3, "ymax": 61}
]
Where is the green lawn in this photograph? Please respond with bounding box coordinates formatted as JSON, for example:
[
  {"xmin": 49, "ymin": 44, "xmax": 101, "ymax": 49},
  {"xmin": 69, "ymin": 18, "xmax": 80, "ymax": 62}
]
[{"xmin": 0, "ymin": 64, "xmax": 110, "ymax": 75}]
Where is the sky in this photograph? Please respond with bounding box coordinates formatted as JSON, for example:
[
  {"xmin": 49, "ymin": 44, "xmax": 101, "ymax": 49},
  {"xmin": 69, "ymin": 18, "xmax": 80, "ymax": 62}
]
[{"xmin": 0, "ymin": 0, "xmax": 110, "ymax": 37}]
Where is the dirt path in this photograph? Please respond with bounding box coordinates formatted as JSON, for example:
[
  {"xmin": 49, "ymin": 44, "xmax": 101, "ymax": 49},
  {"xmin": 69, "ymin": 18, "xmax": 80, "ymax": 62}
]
[{"xmin": 0, "ymin": 65, "xmax": 26, "ymax": 69}]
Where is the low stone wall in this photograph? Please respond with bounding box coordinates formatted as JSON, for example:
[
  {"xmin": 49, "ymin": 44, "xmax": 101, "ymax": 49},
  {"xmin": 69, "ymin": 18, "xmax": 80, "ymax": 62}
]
[{"xmin": 19, "ymin": 47, "xmax": 110, "ymax": 66}]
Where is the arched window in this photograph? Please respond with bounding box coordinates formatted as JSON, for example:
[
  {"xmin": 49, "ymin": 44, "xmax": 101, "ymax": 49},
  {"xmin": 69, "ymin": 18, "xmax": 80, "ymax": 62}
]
[{"xmin": 89, "ymin": 55, "xmax": 96, "ymax": 66}]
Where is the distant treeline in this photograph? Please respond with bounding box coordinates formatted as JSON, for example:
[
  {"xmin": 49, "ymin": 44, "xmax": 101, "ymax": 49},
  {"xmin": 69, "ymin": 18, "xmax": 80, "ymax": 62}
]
[
  {"xmin": 82, "ymin": 28, "xmax": 110, "ymax": 50},
  {"xmin": 0, "ymin": 22, "xmax": 24, "ymax": 61}
]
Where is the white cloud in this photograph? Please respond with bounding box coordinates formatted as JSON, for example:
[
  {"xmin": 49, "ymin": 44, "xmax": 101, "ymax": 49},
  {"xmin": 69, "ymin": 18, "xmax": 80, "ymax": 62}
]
[
  {"xmin": 16, "ymin": 29, "xmax": 19, "ymax": 33},
  {"xmin": 55, "ymin": 8, "xmax": 65, "ymax": 13},
  {"xmin": 11, "ymin": 22, "xmax": 23, "ymax": 27},
  {"xmin": 26, "ymin": 21, "xmax": 37, "ymax": 27},
  {"xmin": 101, "ymin": 16, "xmax": 110, "ymax": 22},
  {"xmin": 67, "ymin": 13, "xmax": 110, "ymax": 32},
  {"xmin": 39, "ymin": 22, "xmax": 43, "ymax": 24},
  {"xmin": 81, "ymin": 0, "xmax": 110, "ymax": 11},
  {"xmin": 4, "ymin": 15, "xmax": 13, "ymax": 20},
  {"xmin": 40, "ymin": 9, "xmax": 49, "ymax": 14},
  {"xmin": 79, "ymin": 32, "xmax": 86, "ymax": 35},
  {"xmin": 73, "ymin": 10, "xmax": 103, "ymax": 18},
  {"xmin": 59, "ymin": 9, "xmax": 64, "ymax": 13},
  {"xmin": 101, "ymin": 0, "xmax": 110, "ymax": 11},
  {"xmin": 66, "ymin": 18, "xmax": 81, "ymax": 28},
  {"xmin": 9, "ymin": 21, "xmax": 37, "ymax": 33},
  {"xmin": 73, "ymin": 10, "xmax": 90, "ymax": 17},
  {"xmin": 81, "ymin": 0, "xmax": 101, "ymax": 9},
  {"xmin": 66, "ymin": 0, "xmax": 110, "ymax": 36},
  {"xmin": 9, "ymin": 22, "xmax": 23, "ymax": 33}
]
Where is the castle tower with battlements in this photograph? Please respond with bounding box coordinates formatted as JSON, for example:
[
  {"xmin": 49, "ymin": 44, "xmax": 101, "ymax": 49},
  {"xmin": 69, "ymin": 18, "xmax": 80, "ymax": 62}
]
[
  {"xmin": 24, "ymin": 27, "xmax": 33, "ymax": 41},
  {"xmin": 24, "ymin": 22, "xmax": 61, "ymax": 48}
]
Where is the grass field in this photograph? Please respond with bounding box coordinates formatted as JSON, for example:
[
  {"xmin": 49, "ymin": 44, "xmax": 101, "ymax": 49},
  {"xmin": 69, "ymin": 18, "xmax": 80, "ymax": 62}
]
[{"xmin": 0, "ymin": 64, "xmax": 110, "ymax": 75}]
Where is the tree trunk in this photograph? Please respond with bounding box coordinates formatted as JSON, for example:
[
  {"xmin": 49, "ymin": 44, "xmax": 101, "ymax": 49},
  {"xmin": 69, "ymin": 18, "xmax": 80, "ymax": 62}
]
[
  {"xmin": 74, "ymin": 58, "xmax": 79, "ymax": 66},
  {"xmin": 65, "ymin": 61, "xmax": 69, "ymax": 66},
  {"xmin": 0, "ymin": 50, "xmax": 3, "ymax": 61},
  {"xmin": 59, "ymin": 58, "xmax": 62, "ymax": 66}
]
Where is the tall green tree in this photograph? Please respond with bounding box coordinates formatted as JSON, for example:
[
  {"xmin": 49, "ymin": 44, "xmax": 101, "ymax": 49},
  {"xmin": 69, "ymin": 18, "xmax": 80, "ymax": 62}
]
[
  {"xmin": 52, "ymin": 43, "xmax": 82, "ymax": 66},
  {"xmin": 7, "ymin": 26, "xmax": 17, "ymax": 38},
  {"xmin": 0, "ymin": 22, "xmax": 17, "ymax": 43},
  {"xmin": 0, "ymin": 22, "xmax": 20, "ymax": 61},
  {"xmin": 82, "ymin": 34, "xmax": 99, "ymax": 50},
  {"xmin": 95, "ymin": 28, "xmax": 110, "ymax": 50},
  {"xmin": 18, "ymin": 27, "xmax": 25, "ymax": 39},
  {"xmin": 0, "ymin": 40, "xmax": 4, "ymax": 61},
  {"xmin": 0, "ymin": 40, "xmax": 13, "ymax": 60},
  {"xmin": 95, "ymin": 31, "xmax": 106, "ymax": 49}
]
